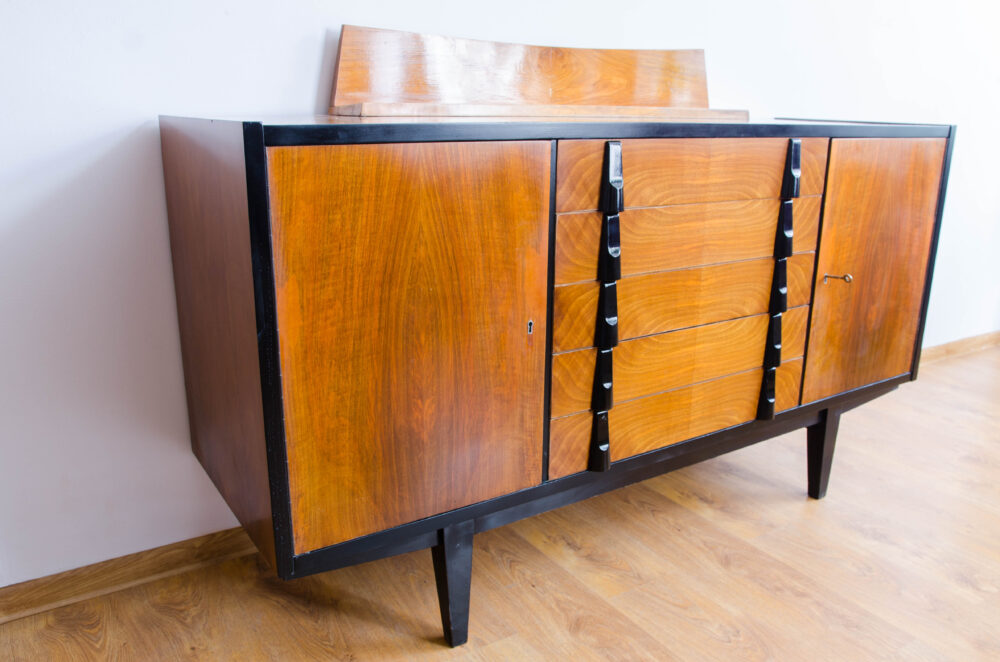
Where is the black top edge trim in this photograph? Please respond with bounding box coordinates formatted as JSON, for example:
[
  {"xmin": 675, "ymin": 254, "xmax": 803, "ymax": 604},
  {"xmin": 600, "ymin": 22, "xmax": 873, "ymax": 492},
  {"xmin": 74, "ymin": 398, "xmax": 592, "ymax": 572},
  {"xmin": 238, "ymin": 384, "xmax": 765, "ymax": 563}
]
[{"xmin": 262, "ymin": 122, "xmax": 951, "ymax": 146}]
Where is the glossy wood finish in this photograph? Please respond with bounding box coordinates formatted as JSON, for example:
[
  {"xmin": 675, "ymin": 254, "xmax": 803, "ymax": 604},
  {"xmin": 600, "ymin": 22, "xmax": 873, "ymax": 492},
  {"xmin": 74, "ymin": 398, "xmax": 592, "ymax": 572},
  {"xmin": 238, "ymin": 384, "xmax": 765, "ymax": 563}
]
[
  {"xmin": 803, "ymin": 138, "xmax": 946, "ymax": 403},
  {"xmin": 550, "ymin": 306, "xmax": 810, "ymax": 417},
  {"xmin": 6, "ymin": 348, "xmax": 993, "ymax": 659},
  {"xmin": 777, "ymin": 357, "xmax": 803, "ymax": 412},
  {"xmin": 330, "ymin": 25, "xmax": 710, "ymax": 111},
  {"xmin": 333, "ymin": 102, "xmax": 748, "ymax": 121},
  {"xmin": 553, "ymin": 253, "xmax": 815, "ymax": 352},
  {"xmin": 159, "ymin": 117, "xmax": 276, "ymax": 569},
  {"xmin": 267, "ymin": 141, "xmax": 550, "ymax": 553},
  {"xmin": 555, "ymin": 196, "xmax": 821, "ymax": 284},
  {"xmin": 556, "ymin": 138, "xmax": 829, "ymax": 212},
  {"xmin": 550, "ymin": 362, "xmax": 804, "ymax": 478}
]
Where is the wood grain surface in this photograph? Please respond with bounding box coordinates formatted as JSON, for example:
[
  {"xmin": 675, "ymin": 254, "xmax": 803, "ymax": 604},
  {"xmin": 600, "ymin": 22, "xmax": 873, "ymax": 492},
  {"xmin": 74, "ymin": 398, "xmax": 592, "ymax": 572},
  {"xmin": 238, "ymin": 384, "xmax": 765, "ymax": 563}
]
[
  {"xmin": 803, "ymin": 138, "xmax": 946, "ymax": 403},
  {"xmin": 550, "ymin": 305, "xmax": 809, "ymax": 417},
  {"xmin": 159, "ymin": 117, "xmax": 276, "ymax": 568},
  {"xmin": 330, "ymin": 25, "xmax": 709, "ymax": 110},
  {"xmin": 0, "ymin": 529, "xmax": 253, "ymax": 625},
  {"xmin": 267, "ymin": 141, "xmax": 550, "ymax": 553},
  {"xmin": 555, "ymin": 196, "xmax": 821, "ymax": 284},
  {"xmin": 549, "ymin": 362, "xmax": 805, "ymax": 478},
  {"xmin": 3, "ymin": 348, "xmax": 997, "ymax": 660},
  {"xmin": 553, "ymin": 252, "xmax": 815, "ymax": 352},
  {"xmin": 556, "ymin": 137, "xmax": 829, "ymax": 212},
  {"xmin": 777, "ymin": 357, "xmax": 803, "ymax": 412},
  {"xmin": 332, "ymin": 102, "xmax": 748, "ymax": 121}
]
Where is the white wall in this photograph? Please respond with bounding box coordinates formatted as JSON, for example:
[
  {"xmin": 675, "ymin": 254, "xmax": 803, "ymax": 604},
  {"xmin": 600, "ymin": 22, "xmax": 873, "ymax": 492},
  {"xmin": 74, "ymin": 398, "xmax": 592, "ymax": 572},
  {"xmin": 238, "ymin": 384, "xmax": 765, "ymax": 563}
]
[{"xmin": 1, "ymin": 0, "xmax": 997, "ymax": 587}]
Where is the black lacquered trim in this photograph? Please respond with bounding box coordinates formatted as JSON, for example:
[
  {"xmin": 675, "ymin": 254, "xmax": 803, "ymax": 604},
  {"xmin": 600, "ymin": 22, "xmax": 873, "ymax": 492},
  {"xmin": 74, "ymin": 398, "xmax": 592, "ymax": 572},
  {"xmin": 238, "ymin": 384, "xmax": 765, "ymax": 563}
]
[
  {"xmin": 243, "ymin": 122, "xmax": 295, "ymax": 579},
  {"xmin": 910, "ymin": 126, "xmax": 956, "ymax": 380},
  {"xmin": 758, "ymin": 138, "xmax": 799, "ymax": 421},
  {"xmin": 541, "ymin": 140, "xmax": 558, "ymax": 482},
  {"xmin": 262, "ymin": 121, "xmax": 951, "ymax": 146},
  {"xmin": 290, "ymin": 374, "xmax": 909, "ymax": 578}
]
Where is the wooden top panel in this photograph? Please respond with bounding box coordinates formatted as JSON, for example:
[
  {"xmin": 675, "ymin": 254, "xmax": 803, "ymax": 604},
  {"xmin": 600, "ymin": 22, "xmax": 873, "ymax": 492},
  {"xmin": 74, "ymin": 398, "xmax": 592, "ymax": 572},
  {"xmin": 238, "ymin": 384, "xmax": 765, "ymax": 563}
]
[
  {"xmin": 555, "ymin": 196, "xmax": 821, "ymax": 285},
  {"xmin": 332, "ymin": 102, "xmax": 747, "ymax": 121},
  {"xmin": 330, "ymin": 25, "xmax": 709, "ymax": 111},
  {"xmin": 552, "ymin": 253, "xmax": 815, "ymax": 353},
  {"xmin": 803, "ymin": 138, "xmax": 946, "ymax": 403},
  {"xmin": 556, "ymin": 137, "xmax": 829, "ymax": 212},
  {"xmin": 268, "ymin": 141, "xmax": 550, "ymax": 552}
]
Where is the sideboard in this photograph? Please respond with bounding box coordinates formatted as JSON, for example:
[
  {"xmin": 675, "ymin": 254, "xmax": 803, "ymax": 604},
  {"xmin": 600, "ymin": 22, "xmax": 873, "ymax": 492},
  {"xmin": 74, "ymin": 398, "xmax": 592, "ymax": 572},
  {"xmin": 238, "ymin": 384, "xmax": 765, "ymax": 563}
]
[{"xmin": 159, "ymin": 26, "xmax": 954, "ymax": 648}]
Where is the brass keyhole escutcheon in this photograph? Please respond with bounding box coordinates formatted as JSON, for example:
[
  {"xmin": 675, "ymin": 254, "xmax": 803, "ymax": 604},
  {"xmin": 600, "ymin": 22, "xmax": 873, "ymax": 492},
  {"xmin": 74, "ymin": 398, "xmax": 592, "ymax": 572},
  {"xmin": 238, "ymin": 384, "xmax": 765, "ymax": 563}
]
[{"xmin": 823, "ymin": 273, "xmax": 853, "ymax": 284}]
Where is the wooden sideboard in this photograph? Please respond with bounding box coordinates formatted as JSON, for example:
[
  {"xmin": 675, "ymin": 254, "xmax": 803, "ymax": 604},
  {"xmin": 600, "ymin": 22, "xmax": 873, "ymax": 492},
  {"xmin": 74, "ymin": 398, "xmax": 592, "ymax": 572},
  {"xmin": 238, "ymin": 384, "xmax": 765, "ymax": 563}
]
[{"xmin": 159, "ymin": 26, "xmax": 953, "ymax": 648}]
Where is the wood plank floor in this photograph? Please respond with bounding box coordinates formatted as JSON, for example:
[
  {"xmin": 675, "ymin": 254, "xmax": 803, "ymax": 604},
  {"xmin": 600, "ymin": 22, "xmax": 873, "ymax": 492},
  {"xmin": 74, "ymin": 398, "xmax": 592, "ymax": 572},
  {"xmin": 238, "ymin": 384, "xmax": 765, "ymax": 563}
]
[{"xmin": 2, "ymin": 347, "xmax": 998, "ymax": 660}]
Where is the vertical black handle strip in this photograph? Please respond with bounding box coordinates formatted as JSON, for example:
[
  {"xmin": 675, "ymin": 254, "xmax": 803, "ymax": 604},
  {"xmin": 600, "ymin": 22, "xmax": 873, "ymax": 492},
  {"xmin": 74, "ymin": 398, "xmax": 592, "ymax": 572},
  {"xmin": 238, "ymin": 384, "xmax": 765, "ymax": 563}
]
[
  {"xmin": 599, "ymin": 213, "xmax": 622, "ymax": 283},
  {"xmin": 599, "ymin": 141, "xmax": 624, "ymax": 214},
  {"xmin": 595, "ymin": 281, "xmax": 619, "ymax": 350},
  {"xmin": 782, "ymin": 138, "xmax": 802, "ymax": 199},
  {"xmin": 770, "ymin": 258, "xmax": 788, "ymax": 315},
  {"xmin": 776, "ymin": 199, "xmax": 794, "ymax": 259},
  {"xmin": 757, "ymin": 367, "xmax": 778, "ymax": 420},
  {"xmin": 758, "ymin": 138, "xmax": 800, "ymax": 421},
  {"xmin": 590, "ymin": 141, "xmax": 624, "ymax": 471},
  {"xmin": 592, "ymin": 348, "xmax": 614, "ymax": 412},
  {"xmin": 589, "ymin": 411, "xmax": 611, "ymax": 472}
]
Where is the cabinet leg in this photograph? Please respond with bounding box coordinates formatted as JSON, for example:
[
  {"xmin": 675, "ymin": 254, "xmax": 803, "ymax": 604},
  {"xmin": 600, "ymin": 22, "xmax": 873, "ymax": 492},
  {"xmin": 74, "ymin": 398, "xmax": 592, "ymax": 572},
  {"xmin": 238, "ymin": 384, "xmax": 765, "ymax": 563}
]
[
  {"xmin": 431, "ymin": 520, "xmax": 474, "ymax": 647},
  {"xmin": 807, "ymin": 408, "xmax": 841, "ymax": 499}
]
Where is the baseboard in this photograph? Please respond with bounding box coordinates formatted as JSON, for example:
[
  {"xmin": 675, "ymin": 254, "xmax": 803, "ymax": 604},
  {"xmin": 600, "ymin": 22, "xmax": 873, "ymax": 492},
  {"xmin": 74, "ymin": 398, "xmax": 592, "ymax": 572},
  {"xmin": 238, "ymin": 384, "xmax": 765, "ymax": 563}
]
[
  {"xmin": 0, "ymin": 527, "xmax": 256, "ymax": 625},
  {"xmin": 921, "ymin": 330, "xmax": 1000, "ymax": 364}
]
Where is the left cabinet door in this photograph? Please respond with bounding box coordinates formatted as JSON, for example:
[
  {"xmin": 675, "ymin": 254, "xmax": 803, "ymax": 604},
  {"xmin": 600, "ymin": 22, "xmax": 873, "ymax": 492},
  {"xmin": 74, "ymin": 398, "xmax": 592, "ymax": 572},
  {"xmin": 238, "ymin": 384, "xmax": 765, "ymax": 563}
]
[{"xmin": 266, "ymin": 141, "xmax": 551, "ymax": 554}]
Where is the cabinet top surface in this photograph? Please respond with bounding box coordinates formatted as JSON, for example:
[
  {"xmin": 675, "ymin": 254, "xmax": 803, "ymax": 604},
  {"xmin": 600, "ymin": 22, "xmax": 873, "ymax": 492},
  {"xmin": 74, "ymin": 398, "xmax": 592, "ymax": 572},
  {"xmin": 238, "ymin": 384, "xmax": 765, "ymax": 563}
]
[{"xmin": 162, "ymin": 115, "xmax": 952, "ymax": 146}]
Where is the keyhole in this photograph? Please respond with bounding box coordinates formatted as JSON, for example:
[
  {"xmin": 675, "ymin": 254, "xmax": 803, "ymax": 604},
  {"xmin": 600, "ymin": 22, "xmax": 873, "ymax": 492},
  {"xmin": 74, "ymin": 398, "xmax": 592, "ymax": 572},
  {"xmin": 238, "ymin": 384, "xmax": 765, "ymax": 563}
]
[{"xmin": 527, "ymin": 320, "xmax": 534, "ymax": 334}]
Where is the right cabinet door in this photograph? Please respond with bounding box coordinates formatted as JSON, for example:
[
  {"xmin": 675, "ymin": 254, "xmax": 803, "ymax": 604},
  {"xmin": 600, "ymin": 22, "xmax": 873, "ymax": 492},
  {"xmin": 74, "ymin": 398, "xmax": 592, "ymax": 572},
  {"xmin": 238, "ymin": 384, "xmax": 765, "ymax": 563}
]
[{"xmin": 802, "ymin": 138, "xmax": 946, "ymax": 404}]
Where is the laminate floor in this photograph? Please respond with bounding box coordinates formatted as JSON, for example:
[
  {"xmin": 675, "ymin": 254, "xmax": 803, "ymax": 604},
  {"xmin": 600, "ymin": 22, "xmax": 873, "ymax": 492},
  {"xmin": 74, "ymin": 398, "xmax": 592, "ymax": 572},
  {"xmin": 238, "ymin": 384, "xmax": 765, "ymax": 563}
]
[{"xmin": 2, "ymin": 347, "xmax": 998, "ymax": 661}]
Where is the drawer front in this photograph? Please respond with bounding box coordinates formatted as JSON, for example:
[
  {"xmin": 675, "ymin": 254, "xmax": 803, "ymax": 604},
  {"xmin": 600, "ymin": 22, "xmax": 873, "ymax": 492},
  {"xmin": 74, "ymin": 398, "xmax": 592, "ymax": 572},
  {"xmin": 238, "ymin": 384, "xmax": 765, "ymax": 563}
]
[
  {"xmin": 555, "ymin": 197, "xmax": 821, "ymax": 285},
  {"xmin": 552, "ymin": 252, "xmax": 815, "ymax": 353},
  {"xmin": 549, "ymin": 360, "xmax": 803, "ymax": 479},
  {"xmin": 550, "ymin": 305, "xmax": 809, "ymax": 417},
  {"xmin": 556, "ymin": 137, "xmax": 829, "ymax": 212}
]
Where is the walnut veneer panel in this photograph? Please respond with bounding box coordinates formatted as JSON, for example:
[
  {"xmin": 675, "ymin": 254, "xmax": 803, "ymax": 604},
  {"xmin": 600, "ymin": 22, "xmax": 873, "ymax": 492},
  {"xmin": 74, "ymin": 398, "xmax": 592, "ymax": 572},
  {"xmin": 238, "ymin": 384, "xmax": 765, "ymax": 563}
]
[
  {"xmin": 803, "ymin": 138, "xmax": 946, "ymax": 404},
  {"xmin": 549, "ymin": 362, "xmax": 804, "ymax": 478},
  {"xmin": 555, "ymin": 196, "xmax": 821, "ymax": 284},
  {"xmin": 159, "ymin": 118, "xmax": 276, "ymax": 569},
  {"xmin": 556, "ymin": 138, "xmax": 829, "ymax": 212},
  {"xmin": 331, "ymin": 25, "xmax": 709, "ymax": 110},
  {"xmin": 777, "ymin": 358, "xmax": 803, "ymax": 412},
  {"xmin": 552, "ymin": 253, "xmax": 815, "ymax": 353},
  {"xmin": 550, "ymin": 305, "xmax": 810, "ymax": 417},
  {"xmin": 267, "ymin": 141, "xmax": 550, "ymax": 553}
]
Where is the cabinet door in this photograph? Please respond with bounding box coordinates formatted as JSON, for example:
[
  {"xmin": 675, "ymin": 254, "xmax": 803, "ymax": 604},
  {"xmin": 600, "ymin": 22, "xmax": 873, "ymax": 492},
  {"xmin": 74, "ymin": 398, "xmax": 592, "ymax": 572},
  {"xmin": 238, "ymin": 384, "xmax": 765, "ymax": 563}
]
[
  {"xmin": 267, "ymin": 141, "xmax": 550, "ymax": 554},
  {"xmin": 802, "ymin": 138, "xmax": 946, "ymax": 404}
]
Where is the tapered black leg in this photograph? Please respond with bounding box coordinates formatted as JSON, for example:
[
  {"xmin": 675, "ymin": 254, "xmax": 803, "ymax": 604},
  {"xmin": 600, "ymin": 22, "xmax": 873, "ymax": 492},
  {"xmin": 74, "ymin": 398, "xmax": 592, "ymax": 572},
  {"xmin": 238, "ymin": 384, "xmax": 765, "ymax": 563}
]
[
  {"xmin": 807, "ymin": 407, "xmax": 841, "ymax": 499},
  {"xmin": 431, "ymin": 520, "xmax": 474, "ymax": 647}
]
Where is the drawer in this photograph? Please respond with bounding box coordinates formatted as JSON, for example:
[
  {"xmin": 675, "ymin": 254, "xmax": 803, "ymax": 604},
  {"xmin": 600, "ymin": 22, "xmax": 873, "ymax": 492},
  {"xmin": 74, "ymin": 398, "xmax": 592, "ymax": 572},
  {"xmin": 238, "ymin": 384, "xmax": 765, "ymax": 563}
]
[
  {"xmin": 555, "ymin": 197, "xmax": 821, "ymax": 284},
  {"xmin": 550, "ymin": 305, "xmax": 810, "ymax": 417},
  {"xmin": 556, "ymin": 137, "xmax": 829, "ymax": 213},
  {"xmin": 552, "ymin": 253, "xmax": 815, "ymax": 353},
  {"xmin": 549, "ymin": 359, "xmax": 804, "ymax": 479}
]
